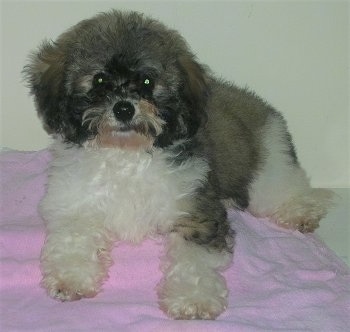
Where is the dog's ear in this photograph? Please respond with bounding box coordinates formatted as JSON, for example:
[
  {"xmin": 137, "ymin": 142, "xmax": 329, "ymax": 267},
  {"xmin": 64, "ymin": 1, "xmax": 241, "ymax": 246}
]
[
  {"xmin": 177, "ymin": 55, "xmax": 209, "ymax": 136},
  {"xmin": 23, "ymin": 40, "xmax": 80, "ymax": 140}
]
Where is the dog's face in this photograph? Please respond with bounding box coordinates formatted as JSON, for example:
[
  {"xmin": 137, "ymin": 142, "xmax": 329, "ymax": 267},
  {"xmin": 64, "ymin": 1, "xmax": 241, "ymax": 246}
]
[{"xmin": 24, "ymin": 10, "xmax": 209, "ymax": 150}]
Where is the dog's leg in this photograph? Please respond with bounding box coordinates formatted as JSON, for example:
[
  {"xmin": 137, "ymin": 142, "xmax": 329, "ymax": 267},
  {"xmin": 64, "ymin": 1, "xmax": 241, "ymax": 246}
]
[
  {"xmin": 248, "ymin": 114, "xmax": 334, "ymax": 232},
  {"xmin": 158, "ymin": 190, "xmax": 233, "ymax": 320},
  {"xmin": 40, "ymin": 220, "xmax": 114, "ymax": 301}
]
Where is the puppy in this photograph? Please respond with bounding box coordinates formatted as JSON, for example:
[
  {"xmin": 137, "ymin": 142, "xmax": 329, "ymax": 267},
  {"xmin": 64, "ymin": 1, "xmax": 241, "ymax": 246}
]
[{"xmin": 23, "ymin": 10, "xmax": 333, "ymax": 320}]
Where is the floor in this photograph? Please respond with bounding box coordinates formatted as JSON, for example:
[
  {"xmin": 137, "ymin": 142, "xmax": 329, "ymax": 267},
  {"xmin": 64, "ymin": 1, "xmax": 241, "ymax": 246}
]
[{"xmin": 315, "ymin": 188, "xmax": 349, "ymax": 267}]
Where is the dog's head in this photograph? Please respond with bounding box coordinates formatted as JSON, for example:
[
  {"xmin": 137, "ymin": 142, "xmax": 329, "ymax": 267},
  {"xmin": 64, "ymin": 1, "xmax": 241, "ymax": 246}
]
[{"xmin": 24, "ymin": 10, "xmax": 209, "ymax": 150}]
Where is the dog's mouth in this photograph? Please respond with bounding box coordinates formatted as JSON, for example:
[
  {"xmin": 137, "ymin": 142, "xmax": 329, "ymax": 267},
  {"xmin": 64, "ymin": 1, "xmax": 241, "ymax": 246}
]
[
  {"xmin": 119, "ymin": 125, "xmax": 133, "ymax": 132},
  {"xmin": 86, "ymin": 124, "xmax": 155, "ymax": 150},
  {"xmin": 105, "ymin": 125, "xmax": 132, "ymax": 136}
]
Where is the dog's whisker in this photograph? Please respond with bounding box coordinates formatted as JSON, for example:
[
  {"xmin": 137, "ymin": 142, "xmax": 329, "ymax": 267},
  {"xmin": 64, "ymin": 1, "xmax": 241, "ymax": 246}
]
[{"xmin": 132, "ymin": 114, "xmax": 165, "ymax": 137}]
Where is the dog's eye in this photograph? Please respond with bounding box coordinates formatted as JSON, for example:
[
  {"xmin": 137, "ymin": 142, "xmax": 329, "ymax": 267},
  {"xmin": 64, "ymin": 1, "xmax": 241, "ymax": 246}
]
[
  {"xmin": 143, "ymin": 78, "xmax": 151, "ymax": 86},
  {"xmin": 141, "ymin": 76, "xmax": 154, "ymax": 91},
  {"xmin": 93, "ymin": 73, "xmax": 109, "ymax": 87}
]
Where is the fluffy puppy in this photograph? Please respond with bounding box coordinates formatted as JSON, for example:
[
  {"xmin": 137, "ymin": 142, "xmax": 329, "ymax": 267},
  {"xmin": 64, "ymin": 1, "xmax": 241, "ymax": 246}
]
[{"xmin": 23, "ymin": 10, "xmax": 333, "ymax": 320}]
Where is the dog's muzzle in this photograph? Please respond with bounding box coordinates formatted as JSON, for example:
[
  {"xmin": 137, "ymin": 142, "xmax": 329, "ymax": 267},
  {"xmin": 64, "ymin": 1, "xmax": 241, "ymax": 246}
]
[{"xmin": 113, "ymin": 101, "xmax": 135, "ymax": 122}]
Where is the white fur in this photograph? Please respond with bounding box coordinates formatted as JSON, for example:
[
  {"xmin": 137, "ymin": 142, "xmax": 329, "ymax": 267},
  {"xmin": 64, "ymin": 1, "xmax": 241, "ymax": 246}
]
[
  {"xmin": 40, "ymin": 140, "xmax": 209, "ymax": 301},
  {"xmin": 42, "ymin": 141, "xmax": 209, "ymax": 241},
  {"xmin": 157, "ymin": 233, "xmax": 232, "ymax": 320},
  {"xmin": 248, "ymin": 115, "xmax": 333, "ymax": 231}
]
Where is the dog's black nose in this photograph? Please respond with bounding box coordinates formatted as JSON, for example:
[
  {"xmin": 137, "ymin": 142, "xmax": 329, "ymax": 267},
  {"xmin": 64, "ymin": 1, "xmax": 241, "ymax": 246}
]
[{"xmin": 113, "ymin": 101, "xmax": 135, "ymax": 122}]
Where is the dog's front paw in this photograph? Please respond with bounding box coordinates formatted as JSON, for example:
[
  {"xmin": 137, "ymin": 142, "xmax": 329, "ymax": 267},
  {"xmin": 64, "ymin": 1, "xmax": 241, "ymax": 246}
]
[
  {"xmin": 160, "ymin": 296, "xmax": 227, "ymax": 320},
  {"xmin": 41, "ymin": 253, "xmax": 110, "ymax": 302},
  {"xmin": 158, "ymin": 275, "xmax": 228, "ymax": 320},
  {"xmin": 159, "ymin": 289, "xmax": 228, "ymax": 320},
  {"xmin": 40, "ymin": 232, "xmax": 113, "ymax": 302},
  {"xmin": 42, "ymin": 275, "xmax": 99, "ymax": 302}
]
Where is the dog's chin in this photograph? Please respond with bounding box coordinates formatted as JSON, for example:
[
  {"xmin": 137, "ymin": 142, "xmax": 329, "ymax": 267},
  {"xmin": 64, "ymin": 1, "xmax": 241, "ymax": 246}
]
[{"xmin": 85, "ymin": 127, "xmax": 155, "ymax": 151}]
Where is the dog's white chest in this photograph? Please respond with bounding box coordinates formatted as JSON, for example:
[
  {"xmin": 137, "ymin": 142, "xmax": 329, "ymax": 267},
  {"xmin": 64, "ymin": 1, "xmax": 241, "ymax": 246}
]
[{"xmin": 42, "ymin": 144, "xmax": 208, "ymax": 242}]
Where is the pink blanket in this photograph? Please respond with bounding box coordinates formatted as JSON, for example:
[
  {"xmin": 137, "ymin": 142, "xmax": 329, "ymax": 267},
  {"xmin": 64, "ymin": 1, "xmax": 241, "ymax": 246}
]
[{"xmin": 1, "ymin": 149, "xmax": 349, "ymax": 331}]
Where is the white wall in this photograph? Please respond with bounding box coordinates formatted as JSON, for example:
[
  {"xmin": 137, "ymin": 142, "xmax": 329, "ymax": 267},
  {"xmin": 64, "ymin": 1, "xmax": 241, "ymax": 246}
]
[{"xmin": 1, "ymin": 1, "xmax": 349, "ymax": 188}]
